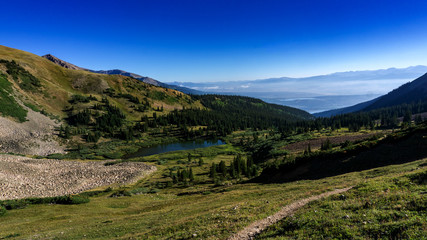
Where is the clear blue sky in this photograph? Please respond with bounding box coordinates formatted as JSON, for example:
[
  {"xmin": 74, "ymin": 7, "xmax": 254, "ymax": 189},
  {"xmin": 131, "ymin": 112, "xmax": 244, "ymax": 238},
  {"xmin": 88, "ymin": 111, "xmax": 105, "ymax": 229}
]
[{"xmin": 2, "ymin": 0, "xmax": 427, "ymax": 82}]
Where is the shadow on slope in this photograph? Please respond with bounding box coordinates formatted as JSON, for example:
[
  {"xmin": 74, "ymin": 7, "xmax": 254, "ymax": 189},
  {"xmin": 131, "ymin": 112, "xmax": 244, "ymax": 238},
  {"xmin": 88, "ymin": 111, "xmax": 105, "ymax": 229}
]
[{"xmin": 256, "ymin": 125, "xmax": 427, "ymax": 183}]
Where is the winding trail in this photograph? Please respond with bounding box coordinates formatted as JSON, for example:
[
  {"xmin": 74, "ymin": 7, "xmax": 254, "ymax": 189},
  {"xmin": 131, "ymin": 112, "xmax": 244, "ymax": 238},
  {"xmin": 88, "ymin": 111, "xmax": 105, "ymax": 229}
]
[{"xmin": 227, "ymin": 187, "xmax": 352, "ymax": 240}]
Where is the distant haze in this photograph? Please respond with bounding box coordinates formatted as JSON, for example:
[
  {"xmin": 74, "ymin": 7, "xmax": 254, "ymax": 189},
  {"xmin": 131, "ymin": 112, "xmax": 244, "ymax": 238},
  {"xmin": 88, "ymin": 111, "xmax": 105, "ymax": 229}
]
[{"xmin": 168, "ymin": 66, "xmax": 427, "ymax": 113}]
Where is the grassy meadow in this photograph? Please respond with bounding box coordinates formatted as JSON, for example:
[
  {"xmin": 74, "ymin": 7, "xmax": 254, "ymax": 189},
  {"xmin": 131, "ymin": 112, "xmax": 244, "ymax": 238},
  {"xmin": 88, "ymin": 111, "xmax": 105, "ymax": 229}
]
[{"xmin": 0, "ymin": 137, "xmax": 426, "ymax": 239}]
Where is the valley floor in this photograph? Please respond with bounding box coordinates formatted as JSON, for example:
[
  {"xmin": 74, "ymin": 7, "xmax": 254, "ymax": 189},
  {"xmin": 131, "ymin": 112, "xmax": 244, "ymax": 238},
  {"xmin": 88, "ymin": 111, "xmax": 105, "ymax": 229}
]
[{"xmin": 0, "ymin": 156, "xmax": 425, "ymax": 239}]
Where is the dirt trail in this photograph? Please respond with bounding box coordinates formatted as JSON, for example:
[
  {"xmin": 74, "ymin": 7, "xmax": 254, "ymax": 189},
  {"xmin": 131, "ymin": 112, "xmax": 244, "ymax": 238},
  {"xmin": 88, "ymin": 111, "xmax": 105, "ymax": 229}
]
[{"xmin": 227, "ymin": 187, "xmax": 352, "ymax": 240}]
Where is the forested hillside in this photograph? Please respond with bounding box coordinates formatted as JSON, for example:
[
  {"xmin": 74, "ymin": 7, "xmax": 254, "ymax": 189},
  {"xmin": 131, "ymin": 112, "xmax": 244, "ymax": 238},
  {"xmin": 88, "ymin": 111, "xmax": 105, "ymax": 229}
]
[
  {"xmin": 0, "ymin": 45, "xmax": 313, "ymax": 156},
  {"xmin": 315, "ymin": 72, "xmax": 427, "ymax": 117}
]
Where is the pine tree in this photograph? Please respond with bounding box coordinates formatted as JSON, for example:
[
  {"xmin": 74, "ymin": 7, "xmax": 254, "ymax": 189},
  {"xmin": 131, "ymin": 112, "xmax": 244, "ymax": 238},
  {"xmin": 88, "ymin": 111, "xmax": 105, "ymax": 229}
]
[
  {"xmin": 415, "ymin": 114, "xmax": 423, "ymax": 125},
  {"xmin": 403, "ymin": 108, "xmax": 412, "ymax": 124},
  {"xmin": 230, "ymin": 162, "xmax": 237, "ymax": 179},
  {"xmin": 189, "ymin": 168, "xmax": 194, "ymax": 182},
  {"xmin": 219, "ymin": 161, "xmax": 227, "ymax": 177},
  {"xmin": 198, "ymin": 157, "xmax": 204, "ymax": 166},
  {"xmin": 210, "ymin": 163, "xmax": 217, "ymax": 179}
]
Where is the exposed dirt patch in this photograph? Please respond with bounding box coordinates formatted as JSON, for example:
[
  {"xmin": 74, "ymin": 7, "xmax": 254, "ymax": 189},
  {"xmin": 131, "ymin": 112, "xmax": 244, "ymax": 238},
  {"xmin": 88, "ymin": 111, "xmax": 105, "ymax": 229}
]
[
  {"xmin": 227, "ymin": 187, "xmax": 352, "ymax": 240},
  {"xmin": 283, "ymin": 133, "xmax": 378, "ymax": 153},
  {"xmin": 0, "ymin": 155, "xmax": 156, "ymax": 200}
]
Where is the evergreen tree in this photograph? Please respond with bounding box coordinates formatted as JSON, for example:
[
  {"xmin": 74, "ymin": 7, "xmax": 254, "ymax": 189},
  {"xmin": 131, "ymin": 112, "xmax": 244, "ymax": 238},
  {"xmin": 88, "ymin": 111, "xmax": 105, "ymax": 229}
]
[
  {"xmin": 210, "ymin": 163, "xmax": 217, "ymax": 179},
  {"xmin": 415, "ymin": 114, "xmax": 423, "ymax": 125},
  {"xmin": 189, "ymin": 168, "xmax": 194, "ymax": 182},
  {"xmin": 198, "ymin": 157, "xmax": 204, "ymax": 166},
  {"xmin": 219, "ymin": 160, "xmax": 227, "ymax": 177},
  {"xmin": 403, "ymin": 109, "xmax": 412, "ymax": 124}
]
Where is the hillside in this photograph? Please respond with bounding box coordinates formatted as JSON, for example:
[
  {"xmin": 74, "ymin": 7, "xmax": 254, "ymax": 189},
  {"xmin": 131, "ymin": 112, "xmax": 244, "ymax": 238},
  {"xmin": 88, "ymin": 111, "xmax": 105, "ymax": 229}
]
[
  {"xmin": 0, "ymin": 45, "xmax": 202, "ymax": 154},
  {"xmin": 313, "ymin": 97, "xmax": 379, "ymax": 117},
  {"xmin": 0, "ymin": 124, "xmax": 425, "ymax": 239},
  {"xmin": 314, "ymin": 72, "xmax": 427, "ymax": 117},
  {"xmin": 0, "ymin": 45, "xmax": 312, "ymax": 156},
  {"xmin": 364, "ymin": 72, "xmax": 427, "ymax": 110},
  {"xmin": 41, "ymin": 54, "xmax": 202, "ymax": 95}
]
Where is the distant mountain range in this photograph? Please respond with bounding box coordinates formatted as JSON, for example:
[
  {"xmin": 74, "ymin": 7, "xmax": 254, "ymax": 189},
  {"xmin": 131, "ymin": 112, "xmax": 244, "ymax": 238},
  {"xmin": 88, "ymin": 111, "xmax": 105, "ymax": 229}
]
[
  {"xmin": 168, "ymin": 66, "xmax": 427, "ymax": 113},
  {"xmin": 41, "ymin": 54, "xmax": 202, "ymax": 95},
  {"xmin": 168, "ymin": 66, "xmax": 427, "ymax": 96},
  {"xmin": 314, "ymin": 72, "xmax": 427, "ymax": 117}
]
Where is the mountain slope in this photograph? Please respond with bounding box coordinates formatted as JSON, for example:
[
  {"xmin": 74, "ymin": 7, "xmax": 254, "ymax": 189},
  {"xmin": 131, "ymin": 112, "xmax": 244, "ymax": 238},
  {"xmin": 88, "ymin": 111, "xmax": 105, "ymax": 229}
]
[
  {"xmin": 0, "ymin": 45, "xmax": 312, "ymax": 156},
  {"xmin": 41, "ymin": 54, "xmax": 202, "ymax": 95},
  {"xmin": 0, "ymin": 45, "xmax": 202, "ymax": 154},
  {"xmin": 314, "ymin": 72, "xmax": 427, "ymax": 117},
  {"xmin": 41, "ymin": 54, "xmax": 85, "ymax": 70},
  {"xmin": 364, "ymin": 73, "xmax": 427, "ymax": 110},
  {"xmin": 313, "ymin": 97, "xmax": 379, "ymax": 117}
]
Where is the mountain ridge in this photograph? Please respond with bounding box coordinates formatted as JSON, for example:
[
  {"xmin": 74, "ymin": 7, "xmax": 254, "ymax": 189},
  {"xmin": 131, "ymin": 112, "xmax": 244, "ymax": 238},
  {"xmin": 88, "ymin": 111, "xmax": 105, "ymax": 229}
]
[
  {"xmin": 314, "ymin": 72, "xmax": 427, "ymax": 117},
  {"xmin": 41, "ymin": 54, "xmax": 202, "ymax": 95},
  {"xmin": 169, "ymin": 65, "xmax": 427, "ymax": 87}
]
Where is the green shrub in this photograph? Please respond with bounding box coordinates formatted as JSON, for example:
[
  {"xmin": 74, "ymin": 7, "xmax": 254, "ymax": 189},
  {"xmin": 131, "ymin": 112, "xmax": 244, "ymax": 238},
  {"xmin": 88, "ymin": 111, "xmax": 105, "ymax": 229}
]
[
  {"xmin": 0, "ymin": 73, "xmax": 28, "ymax": 122},
  {"xmin": 149, "ymin": 188, "xmax": 161, "ymax": 194},
  {"xmin": 408, "ymin": 170, "xmax": 427, "ymax": 185},
  {"xmin": 69, "ymin": 94, "xmax": 90, "ymax": 104},
  {"xmin": 109, "ymin": 190, "xmax": 132, "ymax": 197},
  {"xmin": 0, "ymin": 59, "xmax": 41, "ymax": 91},
  {"xmin": 0, "ymin": 199, "xmax": 28, "ymax": 210},
  {"xmin": 0, "ymin": 195, "xmax": 89, "ymax": 210},
  {"xmin": 0, "ymin": 206, "xmax": 6, "ymax": 216},
  {"xmin": 103, "ymin": 152, "xmax": 122, "ymax": 159},
  {"xmin": 130, "ymin": 187, "xmax": 149, "ymax": 195}
]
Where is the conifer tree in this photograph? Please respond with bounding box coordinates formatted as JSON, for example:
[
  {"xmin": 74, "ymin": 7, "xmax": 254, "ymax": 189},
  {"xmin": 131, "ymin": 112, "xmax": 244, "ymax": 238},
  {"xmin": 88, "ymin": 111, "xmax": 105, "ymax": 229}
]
[
  {"xmin": 198, "ymin": 157, "xmax": 204, "ymax": 166},
  {"xmin": 210, "ymin": 163, "xmax": 217, "ymax": 179},
  {"xmin": 189, "ymin": 168, "xmax": 194, "ymax": 182},
  {"xmin": 219, "ymin": 161, "xmax": 227, "ymax": 176}
]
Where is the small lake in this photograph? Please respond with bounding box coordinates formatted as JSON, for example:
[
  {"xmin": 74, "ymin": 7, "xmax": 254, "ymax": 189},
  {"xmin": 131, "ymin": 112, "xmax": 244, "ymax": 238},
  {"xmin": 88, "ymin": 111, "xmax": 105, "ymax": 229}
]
[{"xmin": 125, "ymin": 139, "xmax": 225, "ymax": 158}]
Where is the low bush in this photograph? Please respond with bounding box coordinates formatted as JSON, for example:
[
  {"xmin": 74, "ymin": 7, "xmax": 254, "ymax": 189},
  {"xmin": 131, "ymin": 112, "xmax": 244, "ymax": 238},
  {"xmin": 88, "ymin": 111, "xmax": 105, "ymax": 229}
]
[
  {"xmin": 0, "ymin": 206, "xmax": 6, "ymax": 216},
  {"xmin": 129, "ymin": 187, "xmax": 149, "ymax": 195},
  {"xmin": 0, "ymin": 195, "xmax": 89, "ymax": 210},
  {"xmin": 109, "ymin": 190, "xmax": 132, "ymax": 197}
]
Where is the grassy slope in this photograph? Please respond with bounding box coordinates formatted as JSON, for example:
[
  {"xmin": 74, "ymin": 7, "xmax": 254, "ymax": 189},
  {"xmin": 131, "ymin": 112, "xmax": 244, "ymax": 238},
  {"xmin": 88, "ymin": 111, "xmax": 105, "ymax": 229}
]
[
  {"xmin": 0, "ymin": 45, "xmax": 201, "ymax": 120},
  {"xmin": 257, "ymin": 167, "xmax": 427, "ymax": 239},
  {"xmin": 0, "ymin": 73, "xmax": 27, "ymax": 122},
  {"xmin": 0, "ymin": 145, "xmax": 425, "ymax": 239}
]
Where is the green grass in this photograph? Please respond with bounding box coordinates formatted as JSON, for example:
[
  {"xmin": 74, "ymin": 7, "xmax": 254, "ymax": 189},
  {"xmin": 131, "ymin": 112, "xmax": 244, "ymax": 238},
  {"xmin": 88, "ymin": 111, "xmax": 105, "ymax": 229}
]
[
  {"xmin": 0, "ymin": 73, "xmax": 27, "ymax": 122},
  {"xmin": 0, "ymin": 153, "xmax": 425, "ymax": 239},
  {"xmin": 257, "ymin": 166, "xmax": 427, "ymax": 240},
  {"xmin": 23, "ymin": 102, "xmax": 40, "ymax": 112}
]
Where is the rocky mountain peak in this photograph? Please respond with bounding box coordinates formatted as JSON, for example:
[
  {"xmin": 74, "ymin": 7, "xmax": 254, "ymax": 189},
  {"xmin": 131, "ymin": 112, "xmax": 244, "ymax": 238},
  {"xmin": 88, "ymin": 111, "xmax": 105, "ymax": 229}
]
[{"xmin": 42, "ymin": 54, "xmax": 85, "ymax": 70}]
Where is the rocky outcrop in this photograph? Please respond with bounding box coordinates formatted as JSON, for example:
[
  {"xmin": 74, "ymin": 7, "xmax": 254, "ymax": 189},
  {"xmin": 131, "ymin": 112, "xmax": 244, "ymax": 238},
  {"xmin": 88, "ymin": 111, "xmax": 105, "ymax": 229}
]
[{"xmin": 42, "ymin": 54, "xmax": 85, "ymax": 70}]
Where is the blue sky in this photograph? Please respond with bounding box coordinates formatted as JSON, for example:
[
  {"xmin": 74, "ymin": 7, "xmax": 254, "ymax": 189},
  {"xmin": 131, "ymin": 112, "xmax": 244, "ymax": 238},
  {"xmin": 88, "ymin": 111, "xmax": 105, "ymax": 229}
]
[{"xmin": 2, "ymin": 0, "xmax": 427, "ymax": 82}]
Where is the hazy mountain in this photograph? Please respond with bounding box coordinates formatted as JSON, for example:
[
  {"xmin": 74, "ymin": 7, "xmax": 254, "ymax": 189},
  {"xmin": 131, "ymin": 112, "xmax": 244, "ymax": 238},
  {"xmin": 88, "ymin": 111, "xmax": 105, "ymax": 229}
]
[
  {"xmin": 169, "ymin": 66, "xmax": 427, "ymax": 113},
  {"xmin": 314, "ymin": 72, "xmax": 427, "ymax": 117},
  {"xmin": 169, "ymin": 66, "xmax": 427, "ymax": 95},
  {"xmin": 42, "ymin": 54, "xmax": 202, "ymax": 95}
]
